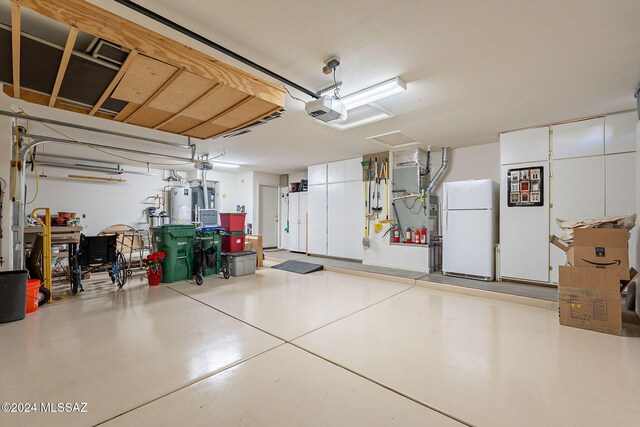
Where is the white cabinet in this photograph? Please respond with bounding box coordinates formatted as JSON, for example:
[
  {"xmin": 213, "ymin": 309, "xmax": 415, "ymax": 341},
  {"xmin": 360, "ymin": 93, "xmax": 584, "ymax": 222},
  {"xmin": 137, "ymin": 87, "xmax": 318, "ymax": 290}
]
[
  {"xmin": 328, "ymin": 157, "xmax": 362, "ymax": 183},
  {"xmin": 327, "ymin": 181, "xmax": 364, "ymax": 260},
  {"xmin": 342, "ymin": 181, "xmax": 364, "ymax": 260},
  {"xmin": 500, "ymin": 162, "xmax": 550, "ymax": 283},
  {"xmin": 327, "ymin": 182, "xmax": 345, "ymax": 257},
  {"xmin": 500, "ymin": 114, "xmax": 636, "ymax": 285},
  {"xmin": 605, "ymin": 152, "xmax": 636, "ymax": 270},
  {"xmin": 552, "ymin": 118, "xmax": 605, "ymax": 160},
  {"xmin": 605, "ymin": 112, "xmax": 637, "ymax": 154},
  {"xmin": 549, "ymin": 156, "xmax": 606, "ymax": 283},
  {"xmin": 327, "ymin": 161, "xmax": 345, "ymax": 183},
  {"xmin": 344, "ymin": 157, "xmax": 363, "ymax": 181},
  {"xmin": 308, "ymin": 164, "xmax": 327, "ymax": 185},
  {"xmin": 308, "ymin": 184, "xmax": 327, "ymax": 255},
  {"xmin": 307, "ymin": 156, "xmax": 363, "ymax": 260},
  {"xmin": 288, "ymin": 192, "xmax": 307, "ymax": 252},
  {"xmin": 500, "ymin": 127, "xmax": 550, "ymax": 165}
]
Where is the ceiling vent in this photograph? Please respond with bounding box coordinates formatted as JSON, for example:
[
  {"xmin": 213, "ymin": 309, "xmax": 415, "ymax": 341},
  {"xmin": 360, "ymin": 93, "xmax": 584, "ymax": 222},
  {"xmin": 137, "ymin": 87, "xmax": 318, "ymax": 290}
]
[
  {"xmin": 85, "ymin": 37, "xmax": 130, "ymax": 65},
  {"xmin": 367, "ymin": 130, "xmax": 416, "ymax": 146}
]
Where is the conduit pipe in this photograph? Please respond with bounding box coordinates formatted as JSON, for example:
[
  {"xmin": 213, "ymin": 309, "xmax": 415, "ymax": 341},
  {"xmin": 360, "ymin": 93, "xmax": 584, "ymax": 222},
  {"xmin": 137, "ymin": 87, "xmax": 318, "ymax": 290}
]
[{"xmin": 426, "ymin": 147, "xmax": 450, "ymax": 195}]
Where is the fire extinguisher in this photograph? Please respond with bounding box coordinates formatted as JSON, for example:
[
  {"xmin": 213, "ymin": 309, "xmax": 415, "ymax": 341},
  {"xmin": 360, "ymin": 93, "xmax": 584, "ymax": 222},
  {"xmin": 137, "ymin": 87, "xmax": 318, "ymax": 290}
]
[
  {"xmin": 392, "ymin": 227, "xmax": 400, "ymax": 243},
  {"xmin": 405, "ymin": 227, "xmax": 412, "ymax": 244},
  {"xmin": 413, "ymin": 228, "xmax": 420, "ymax": 244},
  {"xmin": 420, "ymin": 226, "xmax": 427, "ymax": 244}
]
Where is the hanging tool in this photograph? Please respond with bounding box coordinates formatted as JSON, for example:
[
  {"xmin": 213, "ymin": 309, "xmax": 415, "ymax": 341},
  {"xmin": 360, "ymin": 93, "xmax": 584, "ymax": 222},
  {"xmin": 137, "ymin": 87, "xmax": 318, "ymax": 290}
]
[
  {"xmin": 378, "ymin": 160, "xmax": 395, "ymax": 224},
  {"xmin": 361, "ymin": 159, "xmax": 372, "ymax": 247},
  {"xmin": 372, "ymin": 157, "xmax": 382, "ymax": 215}
]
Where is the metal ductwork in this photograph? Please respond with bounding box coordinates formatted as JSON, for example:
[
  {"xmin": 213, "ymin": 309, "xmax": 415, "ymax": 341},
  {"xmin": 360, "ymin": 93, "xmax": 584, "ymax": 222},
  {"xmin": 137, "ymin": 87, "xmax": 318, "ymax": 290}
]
[{"xmin": 426, "ymin": 147, "xmax": 450, "ymax": 194}]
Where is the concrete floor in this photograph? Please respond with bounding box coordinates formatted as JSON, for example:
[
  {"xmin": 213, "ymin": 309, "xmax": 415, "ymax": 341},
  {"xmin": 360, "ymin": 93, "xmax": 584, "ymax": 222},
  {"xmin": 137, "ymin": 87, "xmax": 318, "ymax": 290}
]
[
  {"xmin": 267, "ymin": 249, "xmax": 558, "ymax": 301},
  {"xmin": 1, "ymin": 266, "xmax": 640, "ymax": 426}
]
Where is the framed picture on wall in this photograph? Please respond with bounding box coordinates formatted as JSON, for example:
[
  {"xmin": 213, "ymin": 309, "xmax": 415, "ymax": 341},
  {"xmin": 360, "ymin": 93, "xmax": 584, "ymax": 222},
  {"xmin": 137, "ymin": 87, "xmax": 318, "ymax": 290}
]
[{"xmin": 507, "ymin": 166, "xmax": 544, "ymax": 207}]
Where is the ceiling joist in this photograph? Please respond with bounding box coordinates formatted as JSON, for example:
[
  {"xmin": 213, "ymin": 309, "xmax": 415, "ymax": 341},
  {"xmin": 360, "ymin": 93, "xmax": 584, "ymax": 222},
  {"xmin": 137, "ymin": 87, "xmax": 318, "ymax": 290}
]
[
  {"xmin": 6, "ymin": 0, "xmax": 286, "ymax": 139},
  {"xmin": 152, "ymin": 83, "xmax": 222, "ymax": 130},
  {"xmin": 49, "ymin": 26, "xmax": 79, "ymax": 107},
  {"xmin": 88, "ymin": 49, "xmax": 138, "ymax": 116},
  {"xmin": 122, "ymin": 67, "xmax": 184, "ymax": 123},
  {"xmin": 11, "ymin": 1, "xmax": 20, "ymax": 98},
  {"xmin": 182, "ymin": 95, "xmax": 254, "ymax": 136},
  {"xmin": 14, "ymin": 0, "xmax": 285, "ymax": 107}
]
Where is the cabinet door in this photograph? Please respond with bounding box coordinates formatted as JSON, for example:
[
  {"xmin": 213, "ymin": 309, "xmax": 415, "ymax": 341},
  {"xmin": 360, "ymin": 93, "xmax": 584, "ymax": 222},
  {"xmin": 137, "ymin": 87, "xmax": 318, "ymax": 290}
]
[
  {"xmin": 499, "ymin": 162, "xmax": 550, "ymax": 283},
  {"xmin": 606, "ymin": 152, "xmax": 636, "ymax": 269},
  {"xmin": 549, "ymin": 156, "xmax": 605, "ymax": 283},
  {"xmin": 298, "ymin": 193, "xmax": 308, "ymax": 221},
  {"xmin": 500, "ymin": 127, "xmax": 550, "ymax": 165},
  {"xmin": 344, "ymin": 157, "xmax": 363, "ymax": 182},
  {"xmin": 342, "ymin": 180, "xmax": 364, "ymax": 260},
  {"xmin": 289, "ymin": 193, "xmax": 299, "ymax": 222},
  {"xmin": 289, "ymin": 222, "xmax": 300, "ymax": 252},
  {"xmin": 308, "ymin": 185, "xmax": 327, "ymax": 255},
  {"xmin": 327, "ymin": 160, "xmax": 345, "ymax": 183},
  {"xmin": 308, "ymin": 164, "xmax": 327, "ymax": 185},
  {"xmin": 327, "ymin": 182, "xmax": 345, "ymax": 257},
  {"xmin": 605, "ymin": 111, "xmax": 637, "ymax": 154},
  {"xmin": 552, "ymin": 118, "xmax": 604, "ymax": 160}
]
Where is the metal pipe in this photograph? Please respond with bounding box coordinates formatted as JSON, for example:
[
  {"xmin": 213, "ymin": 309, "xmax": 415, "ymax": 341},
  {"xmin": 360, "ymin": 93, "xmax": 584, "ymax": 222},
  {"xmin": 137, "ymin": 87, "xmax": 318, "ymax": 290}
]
[
  {"xmin": 0, "ymin": 110, "xmax": 192, "ymax": 149},
  {"xmin": 113, "ymin": 0, "xmax": 320, "ymax": 100},
  {"xmin": 426, "ymin": 147, "xmax": 450, "ymax": 194},
  {"xmin": 35, "ymin": 161, "xmax": 157, "ymax": 176},
  {"xmin": 26, "ymin": 134, "xmax": 194, "ymax": 163}
]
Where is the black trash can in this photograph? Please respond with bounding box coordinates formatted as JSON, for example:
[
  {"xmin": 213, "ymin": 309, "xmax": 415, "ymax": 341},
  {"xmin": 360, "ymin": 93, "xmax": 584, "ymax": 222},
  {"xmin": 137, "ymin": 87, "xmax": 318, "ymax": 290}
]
[{"xmin": 0, "ymin": 270, "xmax": 28, "ymax": 323}]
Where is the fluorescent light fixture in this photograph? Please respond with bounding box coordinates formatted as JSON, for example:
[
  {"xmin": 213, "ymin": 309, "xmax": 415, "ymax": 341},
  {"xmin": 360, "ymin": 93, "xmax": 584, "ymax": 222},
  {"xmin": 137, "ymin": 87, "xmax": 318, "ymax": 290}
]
[
  {"xmin": 340, "ymin": 77, "xmax": 407, "ymax": 110},
  {"xmin": 331, "ymin": 112, "xmax": 391, "ymax": 130},
  {"xmin": 212, "ymin": 161, "xmax": 240, "ymax": 169}
]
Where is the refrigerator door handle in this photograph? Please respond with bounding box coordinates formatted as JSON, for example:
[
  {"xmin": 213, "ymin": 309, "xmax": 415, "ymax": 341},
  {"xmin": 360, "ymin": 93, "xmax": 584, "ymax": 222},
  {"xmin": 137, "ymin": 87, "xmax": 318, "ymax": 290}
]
[{"xmin": 444, "ymin": 210, "xmax": 448, "ymax": 234}]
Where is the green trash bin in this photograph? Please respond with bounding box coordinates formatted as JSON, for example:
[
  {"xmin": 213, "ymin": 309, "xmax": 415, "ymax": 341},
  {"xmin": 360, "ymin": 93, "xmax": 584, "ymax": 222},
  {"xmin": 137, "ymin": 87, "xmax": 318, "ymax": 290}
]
[
  {"xmin": 152, "ymin": 224, "xmax": 196, "ymax": 283},
  {"xmin": 195, "ymin": 227, "xmax": 222, "ymax": 277}
]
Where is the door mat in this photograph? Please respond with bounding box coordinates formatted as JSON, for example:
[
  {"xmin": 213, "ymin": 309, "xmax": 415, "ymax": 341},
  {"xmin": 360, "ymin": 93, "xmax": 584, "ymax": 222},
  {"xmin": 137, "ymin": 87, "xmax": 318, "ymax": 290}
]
[{"xmin": 271, "ymin": 260, "xmax": 324, "ymax": 274}]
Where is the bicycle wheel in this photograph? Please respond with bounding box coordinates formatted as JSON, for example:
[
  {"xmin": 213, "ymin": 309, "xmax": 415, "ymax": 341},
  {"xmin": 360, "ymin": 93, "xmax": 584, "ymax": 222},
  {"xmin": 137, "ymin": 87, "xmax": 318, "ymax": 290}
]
[{"xmin": 116, "ymin": 252, "xmax": 128, "ymax": 288}]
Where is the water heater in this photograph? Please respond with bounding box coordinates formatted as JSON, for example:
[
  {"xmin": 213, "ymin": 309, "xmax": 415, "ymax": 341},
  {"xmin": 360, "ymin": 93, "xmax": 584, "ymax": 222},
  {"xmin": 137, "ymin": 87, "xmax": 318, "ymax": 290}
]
[{"xmin": 169, "ymin": 187, "xmax": 192, "ymax": 224}]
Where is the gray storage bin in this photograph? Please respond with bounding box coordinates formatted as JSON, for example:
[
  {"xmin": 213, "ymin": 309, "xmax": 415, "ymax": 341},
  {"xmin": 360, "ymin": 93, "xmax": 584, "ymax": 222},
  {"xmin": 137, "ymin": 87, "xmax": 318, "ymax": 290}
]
[{"xmin": 225, "ymin": 251, "xmax": 257, "ymax": 277}]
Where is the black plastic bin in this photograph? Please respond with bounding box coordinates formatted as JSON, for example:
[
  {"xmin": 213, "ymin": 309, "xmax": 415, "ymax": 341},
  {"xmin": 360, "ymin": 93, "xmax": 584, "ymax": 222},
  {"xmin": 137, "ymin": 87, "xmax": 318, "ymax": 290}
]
[{"xmin": 0, "ymin": 270, "xmax": 28, "ymax": 323}]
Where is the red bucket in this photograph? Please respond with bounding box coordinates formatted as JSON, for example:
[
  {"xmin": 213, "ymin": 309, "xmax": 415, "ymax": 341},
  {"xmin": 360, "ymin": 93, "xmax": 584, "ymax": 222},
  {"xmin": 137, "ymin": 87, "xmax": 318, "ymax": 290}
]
[
  {"xmin": 26, "ymin": 280, "xmax": 40, "ymax": 314},
  {"xmin": 220, "ymin": 213, "xmax": 247, "ymax": 232}
]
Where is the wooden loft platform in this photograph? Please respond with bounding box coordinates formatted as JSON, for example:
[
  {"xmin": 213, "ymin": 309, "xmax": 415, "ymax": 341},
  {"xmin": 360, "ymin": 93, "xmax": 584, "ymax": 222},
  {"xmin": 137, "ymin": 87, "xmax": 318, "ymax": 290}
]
[{"xmin": 5, "ymin": 0, "xmax": 286, "ymax": 139}]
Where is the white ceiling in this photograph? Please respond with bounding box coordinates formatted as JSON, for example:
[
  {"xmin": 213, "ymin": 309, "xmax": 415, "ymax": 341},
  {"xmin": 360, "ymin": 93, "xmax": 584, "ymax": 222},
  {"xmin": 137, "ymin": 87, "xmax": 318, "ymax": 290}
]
[{"xmin": 11, "ymin": 1, "xmax": 640, "ymax": 174}]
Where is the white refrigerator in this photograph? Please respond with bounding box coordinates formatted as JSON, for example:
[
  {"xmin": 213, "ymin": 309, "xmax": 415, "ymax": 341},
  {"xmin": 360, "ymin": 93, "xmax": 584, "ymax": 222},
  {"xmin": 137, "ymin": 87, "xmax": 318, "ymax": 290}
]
[{"xmin": 442, "ymin": 179, "xmax": 498, "ymax": 280}]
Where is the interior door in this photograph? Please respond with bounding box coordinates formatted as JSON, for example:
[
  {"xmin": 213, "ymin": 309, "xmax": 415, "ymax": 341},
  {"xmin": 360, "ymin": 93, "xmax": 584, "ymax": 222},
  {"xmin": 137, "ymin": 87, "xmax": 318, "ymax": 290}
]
[
  {"xmin": 259, "ymin": 185, "xmax": 279, "ymax": 248},
  {"xmin": 443, "ymin": 209, "xmax": 494, "ymax": 278},
  {"xmin": 550, "ymin": 156, "xmax": 605, "ymax": 283}
]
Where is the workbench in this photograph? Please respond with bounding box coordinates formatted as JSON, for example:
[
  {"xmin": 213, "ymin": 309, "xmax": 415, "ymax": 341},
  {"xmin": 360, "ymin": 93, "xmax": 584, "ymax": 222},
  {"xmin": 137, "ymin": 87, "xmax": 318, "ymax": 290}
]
[{"xmin": 24, "ymin": 226, "xmax": 82, "ymax": 281}]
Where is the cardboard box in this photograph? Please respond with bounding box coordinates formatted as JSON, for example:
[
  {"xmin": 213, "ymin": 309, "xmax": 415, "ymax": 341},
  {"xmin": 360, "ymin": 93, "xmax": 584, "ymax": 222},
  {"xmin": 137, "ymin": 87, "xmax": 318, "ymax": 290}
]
[
  {"xmin": 244, "ymin": 235, "xmax": 263, "ymax": 267},
  {"xmin": 558, "ymin": 266, "xmax": 621, "ymax": 335},
  {"xmin": 551, "ymin": 228, "xmax": 630, "ymax": 281}
]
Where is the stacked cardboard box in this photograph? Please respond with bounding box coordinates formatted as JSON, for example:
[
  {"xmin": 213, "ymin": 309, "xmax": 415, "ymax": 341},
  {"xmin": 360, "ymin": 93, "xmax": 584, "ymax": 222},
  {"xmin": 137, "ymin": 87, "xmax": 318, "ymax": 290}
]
[{"xmin": 551, "ymin": 228, "xmax": 638, "ymax": 335}]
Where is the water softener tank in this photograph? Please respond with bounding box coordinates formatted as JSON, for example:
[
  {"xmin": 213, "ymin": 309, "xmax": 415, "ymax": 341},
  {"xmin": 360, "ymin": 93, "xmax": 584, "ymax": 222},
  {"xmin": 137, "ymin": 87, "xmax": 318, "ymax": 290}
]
[{"xmin": 170, "ymin": 187, "xmax": 192, "ymax": 224}]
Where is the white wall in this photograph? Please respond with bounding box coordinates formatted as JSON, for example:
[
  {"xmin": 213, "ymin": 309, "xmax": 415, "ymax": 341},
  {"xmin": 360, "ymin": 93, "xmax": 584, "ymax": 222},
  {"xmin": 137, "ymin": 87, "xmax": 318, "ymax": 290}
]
[
  {"xmin": 361, "ymin": 142, "xmax": 500, "ymax": 272},
  {"xmin": 24, "ymin": 166, "xmax": 165, "ymax": 236}
]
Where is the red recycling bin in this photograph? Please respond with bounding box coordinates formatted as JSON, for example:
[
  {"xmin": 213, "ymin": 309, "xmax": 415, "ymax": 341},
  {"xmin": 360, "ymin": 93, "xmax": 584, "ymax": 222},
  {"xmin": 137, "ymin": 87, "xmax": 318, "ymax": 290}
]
[
  {"xmin": 220, "ymin": 213, "xmax": 247, "ymax": 232},
  {"xmin": 222, "ymin": 233, "xmax": 246, "ymax": 253}
]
